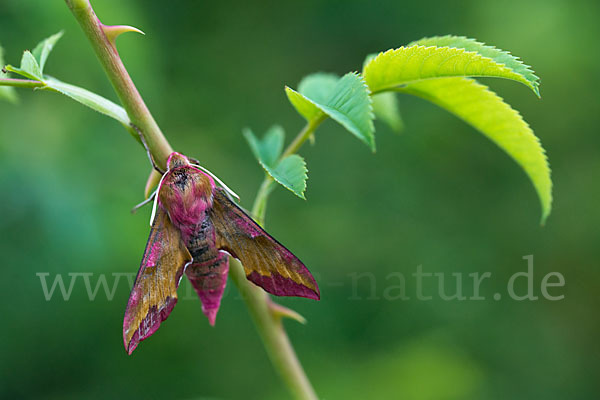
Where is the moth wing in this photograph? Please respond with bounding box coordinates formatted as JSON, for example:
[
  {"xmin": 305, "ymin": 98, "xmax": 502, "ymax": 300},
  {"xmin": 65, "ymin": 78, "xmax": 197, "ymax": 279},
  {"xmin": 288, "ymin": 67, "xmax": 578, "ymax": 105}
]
[
  {"xmin": 123, "ymin": 206, "xmax": 192, "ymax": 354},
  {"xmin": 210, "ymin": 188, "xmax": 319, "ymax": 300}
]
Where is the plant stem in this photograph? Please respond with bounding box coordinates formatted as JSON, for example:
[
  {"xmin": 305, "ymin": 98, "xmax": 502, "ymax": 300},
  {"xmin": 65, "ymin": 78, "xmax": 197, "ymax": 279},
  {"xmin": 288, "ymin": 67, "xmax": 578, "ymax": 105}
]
[
  {"xmin": 64, "ymin": 0, "xmax": 172, "ymax": 169},
  {"xmin": 0, "ymin": 78, "xmax": 45, "ymax": 89},
  {"xmin": 229, "ymin": 261, "xmax": 318, "ymax": 400},
  {"xmin": 65, "ymin": 1, "xmax": 323, "ymax": 399}
]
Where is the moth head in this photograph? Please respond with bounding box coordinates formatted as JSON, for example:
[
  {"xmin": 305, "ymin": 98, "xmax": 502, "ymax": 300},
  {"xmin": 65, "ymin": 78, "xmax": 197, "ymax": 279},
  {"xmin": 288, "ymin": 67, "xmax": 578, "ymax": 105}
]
[{"xmin": 166, "ymin": 152, "xmax": 190, "ymax": 170}]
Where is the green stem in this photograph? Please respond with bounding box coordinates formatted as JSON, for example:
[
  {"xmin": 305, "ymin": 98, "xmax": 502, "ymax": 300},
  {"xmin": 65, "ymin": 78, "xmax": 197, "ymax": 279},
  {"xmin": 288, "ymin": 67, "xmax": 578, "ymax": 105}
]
[
  {"xmin": 0, "ymin": 78, "xmax": 45, "ymax": 89},
  {"xmin": 64, "ymin": 0, "xmax": 172, "ymax": 169},
  {"xmin": 229, "ymin": 261, "xmax": 318, "ymax": 400},
  {"xmin": 64, "ymin": 1, "xmax": 322, "ymax": 399}
]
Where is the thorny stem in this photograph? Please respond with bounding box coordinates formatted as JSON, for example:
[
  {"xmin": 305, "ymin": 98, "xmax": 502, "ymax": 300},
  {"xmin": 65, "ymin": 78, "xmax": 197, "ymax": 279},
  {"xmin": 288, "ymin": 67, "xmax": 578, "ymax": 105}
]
[
  {"xmin": 65, "ymin": 0, "xmax": 172, "ymax": 170},
  {"xmin": 64, "ymin": 1, "xmax": 322, "ymax": 399}
]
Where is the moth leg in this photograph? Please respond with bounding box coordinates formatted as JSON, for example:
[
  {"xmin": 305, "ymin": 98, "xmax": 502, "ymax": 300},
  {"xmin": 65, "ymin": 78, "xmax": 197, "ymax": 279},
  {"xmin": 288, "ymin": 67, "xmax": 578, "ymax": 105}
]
[
  {"xmin": 131, "ymin": 123, "xmax": 166, "ymax": 174},
  {"xmin": 131, "ymin": 191, "xmax": 156, "ymax": 214}
]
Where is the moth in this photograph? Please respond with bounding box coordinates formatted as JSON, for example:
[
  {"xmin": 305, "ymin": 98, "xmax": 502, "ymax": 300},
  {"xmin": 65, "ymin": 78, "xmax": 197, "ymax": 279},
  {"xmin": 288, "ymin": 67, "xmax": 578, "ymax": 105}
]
[{"xmin": 123, "ymin": 152, "xmax": 319, "ymax": 354}]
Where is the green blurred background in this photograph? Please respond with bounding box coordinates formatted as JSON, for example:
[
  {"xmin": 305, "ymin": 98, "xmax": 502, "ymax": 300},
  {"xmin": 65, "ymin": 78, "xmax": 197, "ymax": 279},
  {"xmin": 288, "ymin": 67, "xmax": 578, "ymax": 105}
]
[{"xmin": 1, "ymin": 0, "xmax": 598, "ymax": 399}]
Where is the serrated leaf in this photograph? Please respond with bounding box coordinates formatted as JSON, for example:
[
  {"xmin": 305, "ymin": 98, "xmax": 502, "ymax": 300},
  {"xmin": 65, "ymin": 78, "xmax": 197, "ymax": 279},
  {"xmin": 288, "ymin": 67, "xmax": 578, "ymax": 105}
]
[
  {"xmin": 287, "ymin": 72, "xmax": 375, "ymax": 150},
  {"xmin": 362, "ymin": 53, "xmax": 378, "ymax": 70},
  {"xmin": 6, "ymin": 51, "xmax": 43, "ymax": 81},
  {"xmin": 44, "ymin": 76, "xmax": 131, "ymax": 127},
  {"xmin": 31, "ymin": 31, "xmax": 64, "ymax": 74},
  {"xmin": 0, "ymin": 45, "xmax": 18, "ymax": 103},
  {"xmin": 399, "ymin": 77, "xmax": 551, "ymax": 223},
  {"xmin": 243, "ymin": 125, "xmax": 285, "ymax": 168},
  {"xmin": 285, "ymin": 86, "xmax": 323, "ymax": 122},
  {"xmin": 411, "ymin": 36, "xmax": 540, "ymax": 96},
  {"xmin": 364, "ymin": 45, "xmax": 535, "ymax": 95},
  {"xmin": 264, "ymin": 154, "xmax": 308, "ymax": 199},
  {"xmin": 244, "ymin": 126, "xmax": 307, "ymax": 199},
  {"xmin": 372, "ymin": 92, "xmax": 403, "ymax": 133}
]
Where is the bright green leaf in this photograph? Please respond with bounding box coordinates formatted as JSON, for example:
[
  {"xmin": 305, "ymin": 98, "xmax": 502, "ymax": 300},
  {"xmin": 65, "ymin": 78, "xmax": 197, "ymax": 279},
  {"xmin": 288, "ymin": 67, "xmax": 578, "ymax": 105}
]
[
  {"xmin": 287, "ymin": 72, "xmax": 375, "ymax": 151},
  {"xmin": 44, "ymin": 76, "xmax": 131, "ymax": 127},
  {"xmin": 0, "ymin": 45, "xmax": 17, "ymax": 103},
  {"xmin": 399, "ymin": 77, "xmax": 551, "ymax": 223},
  {"xmin": 285, "ymin": 86, "xmax": 323, "ymax": 122},
  {"xmin": 372, "ymin": 92, "xmax": 403, "ymax": 133},
  {"xmin": 362, "ymin": 53, "xmax": 378, "ymax": 70},
  {"xmin": 364, "ymin": 45, "xmax": 534, "ymax": 95},
  {"xmin": 31, "ymin": 31, "xmax": 64, "ymax": 73},
  {"xmin": 364, "ymin": 54, "xmax": 404, "ymax": 132},
  {"xmin": 265, "ymin": 154, "xmax": 308, "ymax": 199},
  {"xmin": 243, "ymin": 125, "xmax": 285, "ymax": 168},
  {"xmin": 410, "ymin": 36, "xmax": 540, "ymax": 96},
  {"xmin": 6, "ymin": 51, "xmax": 43, "ymax": 81}
]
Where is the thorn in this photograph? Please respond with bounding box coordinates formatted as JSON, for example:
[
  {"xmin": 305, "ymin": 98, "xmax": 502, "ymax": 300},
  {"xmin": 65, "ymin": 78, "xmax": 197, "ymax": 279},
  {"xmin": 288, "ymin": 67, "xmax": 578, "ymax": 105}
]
[
  {"xmin": 268, "ymin": 299, "xmax": 306, "ymax": 324},
  {"xmin": 102, "ymin": 24, "xmax": 145, "ymax": 46}
]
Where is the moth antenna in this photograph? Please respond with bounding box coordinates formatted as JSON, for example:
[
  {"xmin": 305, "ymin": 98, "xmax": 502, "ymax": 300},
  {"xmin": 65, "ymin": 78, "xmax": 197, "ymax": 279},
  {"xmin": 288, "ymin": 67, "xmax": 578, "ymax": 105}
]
[
  {"xmin": 131, "ymin": 123, "xmax": 166, "ymax": 174},
  {"xmin": 131, "ymin": 191, "xmax": 156, "ymax": 214},
  {"xmin": 191, "ymin": 163, "xmax": 240, "ymax": 202},
  {"xmin": 149, "ymin": 172, "xmax": 168, "ymax": 226}
]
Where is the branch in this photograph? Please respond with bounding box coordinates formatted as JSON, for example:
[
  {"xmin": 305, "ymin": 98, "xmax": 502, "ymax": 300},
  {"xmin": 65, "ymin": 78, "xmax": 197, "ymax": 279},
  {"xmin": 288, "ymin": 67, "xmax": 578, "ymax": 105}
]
[{"xmin": 64, "ymin": 0, "xmax": 172, "ymax": 169}]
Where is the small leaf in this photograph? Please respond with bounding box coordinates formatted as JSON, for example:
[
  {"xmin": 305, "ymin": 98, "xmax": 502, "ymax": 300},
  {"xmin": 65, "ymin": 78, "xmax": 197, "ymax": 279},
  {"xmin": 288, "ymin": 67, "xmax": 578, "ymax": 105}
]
[
  {"xmin": 31, "ymin": 31, "xmax": 64, "ymax": 74},
  {"xmin": 298, "ymin": 72, "xmax": 339, "ymax": 104},
  {"xmin": 244, "ymin": 126, "xmax": 307, "ymax": 199},
  {"xmin": 265, "ymin": 154, "xmax": 308, "ymax": 199},
  {"xmin": 372, "ymin": 92, "xmax": 403, "ymax": 133},
  {"xmin": 410, "ymin": 36, "xmax": 540, "ymax": 96},
  {"xmin": 243, "ymin": 125, "xmax": 285, "ymax": 168},
  {"xmin": 364, "ymin": 45, "xmax": 534, "ymax": 95},
  {"xmin": 287, "ymin": 72, "xmax": 375, "ymax": 151},
  {"xmin": 6, "ymin": 51, "xmax": 43, "ymax": 81},
  {"xmin": 44, "ymin": 76, "xmax": 131, "ymax": 127},
  {"xmin": 285, "ymin": 86, "xmax": 323, "ymax": 122},
  {"xmin": 0, "ymin": 45, "xmax": 18, "ymax": 103},
  {"xmin": 399, "ymin": 77, "xmax": 551, "ymax": 223}
]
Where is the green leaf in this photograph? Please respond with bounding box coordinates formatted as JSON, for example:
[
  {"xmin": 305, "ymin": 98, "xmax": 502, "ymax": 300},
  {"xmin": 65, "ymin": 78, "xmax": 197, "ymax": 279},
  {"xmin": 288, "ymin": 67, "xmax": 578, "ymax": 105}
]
[
  {"xmin": 265, "ymin": 154, "xmax": 308, "ymax": 199},
  {"xmin": 410, "ymin": 36, "xmax": 540, "ymax": 96},
  {"xmin": 286, "ymin": 72, "xmax": 375, "ymax": 151},
  {"xmin": 0, "ymin": 45, "xmax": 17, "ymax": 103},
  {"xmin": 44, "ymin": 76, "xmax": 131, "ymax": 127},
  {"xmin": 398, "ymin": 77, "xmax": 551, "ymax": 223},
  {"xmin": 364, "ymin": 45, "xmax": 535, "ymax": 95},
  {"xmin": 285, "ymin": 86, "xmax": 323, "ymax": 122},
  {"xmin": 6, "ymin": 51, "xmax": 43, "ymax": 81},
  {"xmin": 243, "ymin": 125, "xmax": 285, "ymax": 168},
  {"xmin": 31, "ymin": 31, "xmax": 64, "ymax": 73},
  {"xmin": 372, "ymin": 92, "xmax": 403, "ymax": 133},
  {"xmin": 298, "ymin": 72, "xmax": 339, "ymax": 104},
  {"xmin": 244, "ymin": 126, "xmax": 307, "ymax": 199}
]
